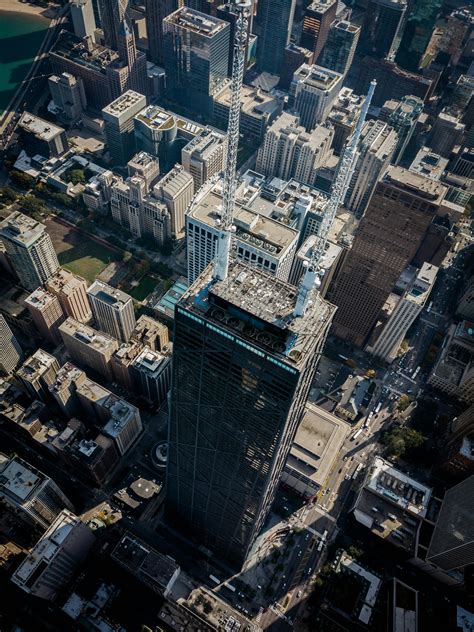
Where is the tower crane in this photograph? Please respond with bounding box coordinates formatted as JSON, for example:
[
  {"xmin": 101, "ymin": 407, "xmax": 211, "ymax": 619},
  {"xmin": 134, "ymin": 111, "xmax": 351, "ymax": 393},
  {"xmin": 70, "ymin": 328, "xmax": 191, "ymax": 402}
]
[
  {"xmin": 214, "ymin": 0, "xmax": 252, "ymax": 281},
  {"xmin": 294, "ymin": 79, "xmax": 377, "ymax": 317}
]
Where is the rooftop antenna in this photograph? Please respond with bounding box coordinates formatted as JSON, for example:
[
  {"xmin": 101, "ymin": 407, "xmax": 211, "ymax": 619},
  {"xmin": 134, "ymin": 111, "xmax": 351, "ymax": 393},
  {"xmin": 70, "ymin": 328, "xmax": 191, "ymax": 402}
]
[
  {"xmin": 214, "ymin": 0, "xmax": 252, "ymax": 281},
  {"xmin": 294, "ymin": 79, "xmax": 377, "ymax": 317}
]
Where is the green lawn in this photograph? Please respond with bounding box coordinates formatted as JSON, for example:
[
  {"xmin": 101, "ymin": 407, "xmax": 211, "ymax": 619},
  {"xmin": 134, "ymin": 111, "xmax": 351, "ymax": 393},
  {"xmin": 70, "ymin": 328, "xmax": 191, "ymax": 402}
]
[
  {"xmin": 58, "ymin": 240, "xmax": 118, "ymax": 283},
  {"xmin": 129, "ymin": 274, "xmax": 160, "ymax": 301}
]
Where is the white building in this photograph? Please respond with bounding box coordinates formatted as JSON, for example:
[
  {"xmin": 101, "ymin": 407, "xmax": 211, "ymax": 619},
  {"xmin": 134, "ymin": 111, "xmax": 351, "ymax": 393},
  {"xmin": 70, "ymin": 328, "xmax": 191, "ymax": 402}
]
[
  {"xmin": 103, "ymin": 90, "xmax": 147, "ymax": 165},
  {"xmin": 0, "ymin": 212, "xmax": 59, "ymax": 291},
  {"xmin": 186, "ymin": 180, "xmax": 299, "ymax": 284},
  {"xmin": 181, "ymin": 128, "xmax": 227, "ymax": 191},
  {"xmin": 255, "ymin": 112, "xmax": 334, "ymax": 187},
  {"xmin": 11, "ymin": 510, "xmax": 94, "ymax": 600},
  {"xmin": 291, "ymin": 64, "xmax": 343, "ymax": 131},
  {"xmin": 69, "ymin": 0, "xmax": 96, "ymax": 39},
  {"xmin": 368, "ymin": 263, "xmax": 438, "ymax": 362},
  {"xmin": 0, "ymin": 315, "xmax": 22, "ymax": 375},
  {"xmin": 153, "ymin": 164, "xmax": 194, "ymax": 237},
  {"xmin": 87, "ymin": 280, "xmax": 136, "ymax": 343}
]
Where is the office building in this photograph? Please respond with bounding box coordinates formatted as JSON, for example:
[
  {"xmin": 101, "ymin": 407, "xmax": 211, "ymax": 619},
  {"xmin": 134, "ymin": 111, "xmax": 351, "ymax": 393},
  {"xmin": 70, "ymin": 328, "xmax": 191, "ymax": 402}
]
[
  {"xmin": 117, "ymin": 15, "xmax": 148, "ymax": 94},
  {"xmin": 130, "ymin": 347, "xmax": 172, "ymax": 408},
  {"xmin": 128, "ymin": 150, "xmax": 161, "ymax": 187},
  {"xmin": 215, "ymin": 2, "xmax": 253, "ymax": 76},
  {"xmin": 280, "ymin": 44, "xmax": 313, "ymax": 90},
  {"xmin": 153, "ymin": 164, "xmax": 194, "ymax": 237},
  {"xmin": 327, "ymin": 87, "xmax": 364, "ymax": 155},
  {"xmin": 0, "ymin": 453, "xmax": 73, "ymax": 530},
  {"xmin": 426, "ymin": 476, "xmax": 474, "ymax": 576},
  {"xmin": 428, "ymin": 110, "xmax": 465, "ymax": 158},
  {"xmin": 396, "ymin": 0, "xmax": 443, "ymax": 72},
  {"xmin": 291, "ymin": 64, "xmax": 343, "ymax": 131},
  {"xmin": 379, "ymin": 95, "xmax": 424, "ymax": 165},
  {"xmin": 300, "ymin": 0, "xmax": 338, "ymax": 64},
  {"xmin": 69, "ymin": 0, "xmax": 96, "ymax": 39},
  {"xmin": 111, "ymin": 341, "xmax": 142, "ymax": 390},
  {"xmin": 59, "ymin": 318, "xmax": 119, "ymax": 380},
  {"xmin": 328, "ymin": 167, "xmax": 447, "ymax": 347},
  {"xmin": 98, "ymin": 0, "xmax": 125, "ymax": 50},
  {"xmin": 45, "ymin": 269, "xmax": 92, "ymax": 324},
  {"xmin": 451, "ymin": 404, "xmax": 474, "ymax": 441},
  {"xmin": 87, "ymin": 281, "xmax": 135, "ymax": 343},
  {"xmin": 409, "ymin": 148, "xmax": 447, "ymax": 181},
  {"xmin": 319, "ymin": 20, "xmax": 360, "ymax": 77},
  {"xmin": 11, "ymin": 510, "xmax": 94, "ymax": 601},
  {"xmin": 181, "ymin": 128, "xmax": 227, "ymax": 191},
  {"xmin": 103, "ymin": 90, "xmax": 147, "ymax": 165},
  {"xmin": 48, "ymin": 73, "xmax": 87, "ymax": 124},
  {"xmin": 49, "ymin": 363, "xmax": 87, "ymax": 417},
  {"xmin": 163, "ymin": 7, "xmax": 230, "ymax": 116},
  {"xmin": 0, "ymin": 315, "xmax": 22, "ymax": 375},
  {"xmin": 18, "ymin": 112, "xmax": 69, "ymax": 158},
  {"xmin": 428, "ymin": 321, "xmax": 474, "ymax": 404},
  {"xmin": 457, "ymin": 278, "xmax": 474, "ymax": 322},
  {"xmin": 359, "ymin": 0, "xmax": 406, "ymax": 60},
  {"xmin": 451, "ymin": 148, "xmax": 474, "ymax": 180},
  {"xmin": 58, "ymin": 431, "xmax": 119, "ymax": 486},
  {"xmin": 213, "ymin": 83, "xmax": 284, "ymax": 143},
  {"xmin": 289, "ymin": 234, "xmax": 342, "ymax": 295},
  {"xmin": 25, "ymin": 288, "xmax": 65, "ymax": 346},
  {"xmin": 167, "ymin": 260, "xmax": 335, "ymax": 567},
  {"xmin": 255, "ymin": 0, "xmax": 296, "ymax": 75},
  {"xmin": 345, "ymin": 120, "xmax": 398, "ymax": 218},
  {"xmin": 0, "ymin": 212, "xmax": 59, "ymax": 291},
  {"xmin": 17, "ymin": 349, "xmax": 60, "ymax": 401},
  {"xmin": 368, "ymin": 263, "xmax": 438, "ymax": 362},
  {"xmin": 145, "ymin": 0, "xmax": 181, "ymax": 65},
  {"xmin": 131, "ymin": 314, "xmax": 169, "ymax": 352},
  {"xmin": 186, "ymin": 180, "xmax": 299, "ymax": 284},
  {"xmin": 256, "ymin": 112, "xmax": 333, "ymax": 187}
]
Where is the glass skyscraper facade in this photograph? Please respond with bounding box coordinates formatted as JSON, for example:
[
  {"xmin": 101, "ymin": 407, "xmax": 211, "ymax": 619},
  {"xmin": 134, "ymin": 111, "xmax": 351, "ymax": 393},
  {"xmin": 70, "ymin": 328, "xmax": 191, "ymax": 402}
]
[
  {"xmin": 256, "ymin": 0, "xmax": 296, "ymax": 75},
  {"xmin": 396, "ymin": 0, "xmax": 443, "ymax": 71}
]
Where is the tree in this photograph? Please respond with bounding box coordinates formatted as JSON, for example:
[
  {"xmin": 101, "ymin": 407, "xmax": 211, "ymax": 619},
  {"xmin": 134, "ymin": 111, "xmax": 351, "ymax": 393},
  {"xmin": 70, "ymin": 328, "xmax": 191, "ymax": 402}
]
[
  {"xmin": 64, "ymin": 168, "xmax": 87, "ymax": 185},
  {"xmin": 10, "ymin": 170, "xmax": 35, "ymax": 189},
  {"xmin": 397, "ymin": 394, "xmax": 411, "ymax": 412},
  {"xmin": 365, "ymin": 368, "xmax": 376, "ymax": 378},
  {"xmin": 381, "ymin": 425, "xmax": 425, "ymax": 458},
  {"xmin": 21, "ymin": 195, "xmax": 46, "ymax": 218},
  {"xmin": 0, "ymin": 187, "xmax": 17, "ymax": 203}
]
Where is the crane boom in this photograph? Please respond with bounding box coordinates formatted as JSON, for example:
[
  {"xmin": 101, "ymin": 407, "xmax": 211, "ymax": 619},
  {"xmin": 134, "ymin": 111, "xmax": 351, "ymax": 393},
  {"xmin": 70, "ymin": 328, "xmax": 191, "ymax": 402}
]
[
  {"xmin": 214, "ymin": 0, "xmax": 251, "ymax": 281},
  {"xmin": 294, "ymin": 79, "xmax": 376, "ymax": 317}
]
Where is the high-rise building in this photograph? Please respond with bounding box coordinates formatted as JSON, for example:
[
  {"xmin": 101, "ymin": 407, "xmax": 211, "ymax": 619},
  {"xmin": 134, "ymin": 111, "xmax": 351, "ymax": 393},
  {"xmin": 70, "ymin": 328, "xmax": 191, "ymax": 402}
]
[
  {"xmin": 255, "ymin": 112, "xmax": 334, "ymax": 186},
  {"xmin": 457, "ymin": 277, "xmax": 474, "ymax": 322},
  {"xmin": 153, "ymin": 164, "xmax": 194, "ymax": 237},
  {"xmin": 379, "ymin": 95, "xmax": 424, "ymax": 165},
  {"xmin": 59, "ymin": 318, "xmax": 119, "ymax": 380},
  {"xmin": 428, "ymin": 110, "xmax": 465, "ymax": 158},
  {"xmin": 291, "ymin": 64, "xmax": 343, "ymax": 131},
  {"xmin": 359, "ymin": 0, "xmax": 406, "ymax": 60},
  {"xmin": 25, "ymin": 288, "xmax": 66, "ymax": 346},
  {"xmin": 328, "ymin": 167, "xmax": 447, "ymax": 347},
  {"xmin": 48, "ymin": 73, "xmax": 87, "ymax": 124},
  {"xmin": 130, "ymin": 347, "xmax": 172, "ymax": 408},
  {"xmin": 163, "ymin": 7, "xmax": 230, "ymax": 116},
  {"xmin": 319, "ymin": 20, "xmax": 360, "ymax": 77},
  {"xmin": 279, "ymin": 44, "xmax": 313, "ymax": 90},
  {"xmin": 327, "ymin": 87, "xmax": 364, "ymax": 156},
  {"xmin": 117, "ymin": 15, "xmax": 148, "ymax": 95},
  {"xmin": 49, "ymin": 362, "xmax": 87, "ymax": 417},
  {"xmin": 18, "ymin": 112, "xmax": 69, "ymax": 158},
  {"xmin": 186, "ymin": 180, "xmax": 299, "ymax": 284},
  {"xmin": 255, "ymin": 0, "xmax": 296, "ymax": 75},
  {"xmin": 345, "ymin": 120, "xmax": 398, "ymax": 218},
  {"xmin": 98, "ymin": 0, "xmax": 126, "ymax": 50},
  {"xmin": 300, "ymin": 0, "xmax": 338, "ymax": 64},
  {"xmin": 131, "ymin": 314, "xmax": 169, "ymax": 352},
  {"xmin": 69, "ymin": 0, "xmax": 96, "ymax": 39},
  {"xmin": 87, "ymin": 280, "xmax": 136, "ymax": 342},
  {"xmin": 45, "ymin": 268, "xmax": 92, "ymax": 324},
  {"xmin": 0, "ymin": 453, "xmax": 74, "ymax": 530},
  {"xmin": 396, "ymin": 0, "xmax": 443, "ymax": 72},
  {"xmin": 0, "ymin": 212, "xmax": 59, "ymax": 291},
  {"xmin": 0, "ymin": 315, "xmax": 22, "ymax": 375},
  {"xmin": 17, "ymin": 349, "xmax": 60, "ymax": 401},
  {"xmin": 11, "ymin": 510, "xmax": 94, "ymax": 601},
  {"xmin": 167, "ymin": 260, "xmax": 335, "ymax": 567},
  {"xmin": 145, "ymin": 0, "xmax": 182, "ymax": 65},
  {"xmin": 181, "ymin": 129, "xmax": 227, "ymax": 191},
  {"xmin": 368, "ymin": 263, "xmax": 438, "ymax": 362},
  {"xmin": 103, "ymin": 90, "xmax": 147, "ymax": 165}
]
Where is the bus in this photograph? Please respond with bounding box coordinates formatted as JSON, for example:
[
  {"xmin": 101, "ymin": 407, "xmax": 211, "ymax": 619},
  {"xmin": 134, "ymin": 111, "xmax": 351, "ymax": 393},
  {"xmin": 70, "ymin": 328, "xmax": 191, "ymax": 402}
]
[
  {"xmin": 375, "ymin": 402, "xmax": 382, "ymax": 414},
  {"xmin": 412, "ymin": 366, "xmax": 421, "ymax": 379},
  {"xmin": 352, "ymin": 463, "xmax": 364, "ymax": 479},
  {"xmin": 351, "ymin": 428, "xmax": 363, "ymax": 441},
  {"xmin": 224, "ymin": 582, "xmax": 236, "ymax": 592},
  {"xmin": 209, "ymin": 575, "xmax": 220, "ymax": 585}
]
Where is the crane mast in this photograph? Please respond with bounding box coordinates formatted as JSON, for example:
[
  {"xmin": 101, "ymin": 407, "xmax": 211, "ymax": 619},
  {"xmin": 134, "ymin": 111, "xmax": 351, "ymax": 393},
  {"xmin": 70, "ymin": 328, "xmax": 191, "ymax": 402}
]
[
  {"xmin": 214, "ymin": 0, "xmax": 252, "ymax": 281},
  {"xmin": 294, "ymin": 79, "xmax": 377, "ymax": 317}
]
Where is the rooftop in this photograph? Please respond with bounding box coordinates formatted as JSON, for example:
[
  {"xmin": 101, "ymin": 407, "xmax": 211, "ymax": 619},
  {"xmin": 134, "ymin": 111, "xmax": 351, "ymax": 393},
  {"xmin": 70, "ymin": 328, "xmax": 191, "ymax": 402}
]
[
  {"xmin": 59, "ymin": 318, "xmax": 118, "ymax": 353},
  {"xmin": 336, "ymin": 551, "xmax": 382, "ymax": 625},
  {"xmin": 87, "ymin": 280, "xmax": 132, "ymax": 310},
  {"xmin": 24, "ymin": 287, "xmax": 58, "ymax": 310},
  {"xmin": 102, "ymin": 90, "xmax": 146, "ymax": 118},
  {"xmin": 49, "ymin": 362, "xmax": 86, "ymax": 393},
  {"xmin": 382, "ymin": 166, "xmax": 447, "ymax": 203},
  {"xmin": 0, "ymin": 211, "xmax": 46, "ymax": 247},
  {"xmin": 181, "ymin": 260, "xmax": 336, "ymax": 368},
  {"xmin": 131, "ymin": 347, "xmax": 168, "ymax": 376},
  {"xmin": 51, "ymin": 32, "xmax": 121, "ymax": 74},
  {"xmin": 0, "ymin": 455, "xmax": 44, "ymax": 502},
  {"xmin": 17, "ymin": 349, "xmax": 57, "ymax": 383},
  {"xmin": 135, "ymin": 103, "xmax": 204, "ymax": 136},
  {"xmin": 293, "ymin": 63, "xmax": 343, "ymax": 90},
  {"xmin": 214, "ymin": 83, "xmax": 283, "ymax": 118},
  {"xmin": 165, "ymin": 6, "xmax": 229, "ymax": 36},
  {"xmin": 46, "ymin": 268, "xmax": 87, "ymax": 297},
  {"xmin": 186, "ymin": 586, "xmax": 261, "ymax": 632},
  {"xmin": 410, "ymin": 147, "xmax": 448, "ymax": 182},
  {"xmin": 18, "ymin": 112, "xmax": 64, "ymax": 142}
]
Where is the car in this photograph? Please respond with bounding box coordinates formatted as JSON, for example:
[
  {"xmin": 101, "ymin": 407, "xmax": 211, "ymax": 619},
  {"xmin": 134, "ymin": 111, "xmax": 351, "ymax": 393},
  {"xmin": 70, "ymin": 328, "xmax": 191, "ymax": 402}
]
[
  {"xmin": 298, "ymin": 550, "xmax": 302, "ymax": 556},
  {"xmin": 307, "ymin": 568, "xmax": 313, "ymax": 574},
  {"xmin": 297, "ymin": 590, "xmax": 302, "ymax": 598}
]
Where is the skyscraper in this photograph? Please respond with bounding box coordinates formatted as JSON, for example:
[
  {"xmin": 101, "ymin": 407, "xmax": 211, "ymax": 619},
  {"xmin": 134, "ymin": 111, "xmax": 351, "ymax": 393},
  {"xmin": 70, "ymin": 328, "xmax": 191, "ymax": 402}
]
[
  {"xmin": 167, "ymin": 260, "xmax": 335, "ymax": 567},
  {"xmin": 48, "ymin": 73, "xmax": 87, "ymax": 124},
  {"xmin": 300, "ymin": 0, "xmax": 337, "ymax": 64},
  {"xmin": 87, "ymin": 280, "xmax": 136, "ymax": 342},
  {"xmin": 45, "ymin": 268, "xmax": 92, "ymax": 324},
  {"xmin": 0, "ymin": 315, "xmax": 22, "ymax": 375},
  {"xmin": 255, "ymin": 0, "xmax": 296, "ymax": 75},
  {"xmin": 328, "ymin": 167, "xmax": 447, "ymax": 347},
  {"xmin": 25, "ymin": 288, "xmax": 66, "ymax": 346},
  {"xmin": 103, "ymin": 90, "xmax": 147, "ymax": 165},
  {"xmin": 163, "ymin": 7, "xmax": 230, "ymax": 116},
  {"xmin": 145, "ymin": 0, "xmax": 182, "ymax": 65},
  {"xmin": 117, "ymin": 15, "xmax": 147, "ymax": 95},
  {"xmin": 359, "ymin": 0, "xmax": 407, "ymax": 60},
  {"xmin": 396, "ymin": 0, "xmax": 443, "ymax": 72},
  {"xmin": 291, "ymin": 64, "xmax": 343, "ymax": 131},
  {"xmin": 0, "ymin": 212, "xmax": 59, "ymax": 291},
  {"xmin": 378, "ymin": 95, "xmax": 424, "ymax": 165},
  {"xmin": 69, "ymin": 0, "xmax": 96, "ymax": 39},
  {"xmin": 319, "ymin": 20, "xmax": 360, "ymax": 77},
  {"xmin": 98, "ymin": 0, "xmax": 126, "ymax": 50}
]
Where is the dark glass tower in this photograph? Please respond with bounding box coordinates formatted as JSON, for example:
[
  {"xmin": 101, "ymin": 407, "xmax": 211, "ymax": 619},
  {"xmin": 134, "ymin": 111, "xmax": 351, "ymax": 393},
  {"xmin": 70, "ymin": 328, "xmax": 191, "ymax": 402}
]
[
  {"xmin": 167, "ymin": 261, "xmax": 335, "ymax": 568},
  {"xmin": 396, "ymin": 0, "xmax": 443, "ymax": 71},
  {"xmin": 358, "ymin": 0, "xmax": 406, "ymax": 61},
  {"xmin": 145, "ymin": 0, "xmax": 181, "ymax": 65},
  {"xmin": 255, "ymin": 0, "xmax": 296, "ymax": 75}
]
